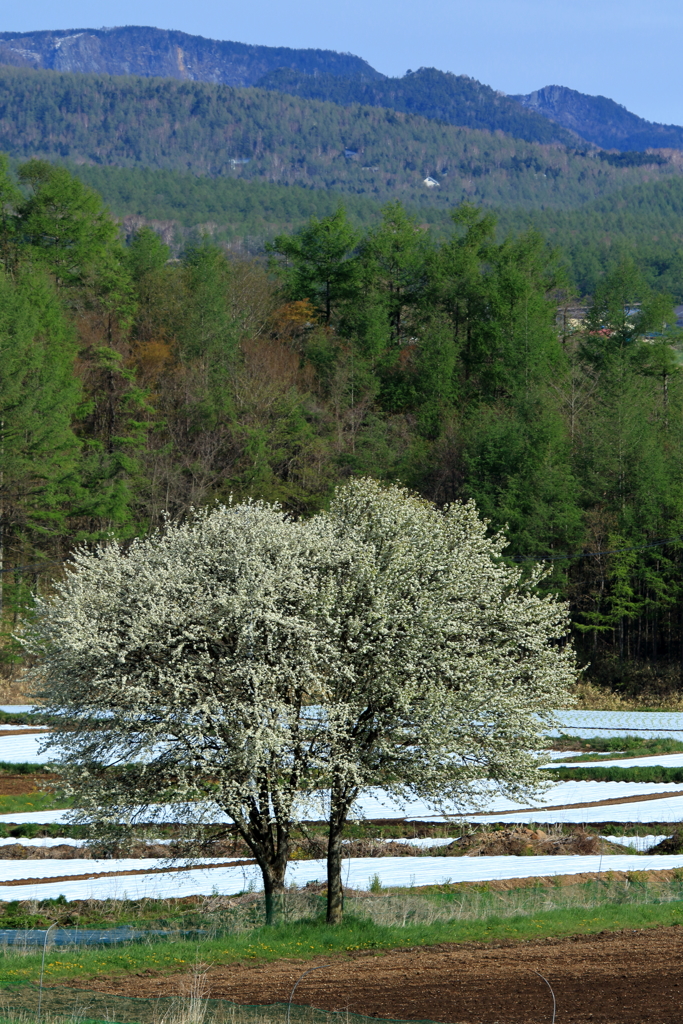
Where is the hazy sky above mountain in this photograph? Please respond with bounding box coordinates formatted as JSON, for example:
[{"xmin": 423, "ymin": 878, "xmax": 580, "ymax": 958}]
[{"xmin": 6, "ymin": 0, "xmax": 683, "ymax": 125}]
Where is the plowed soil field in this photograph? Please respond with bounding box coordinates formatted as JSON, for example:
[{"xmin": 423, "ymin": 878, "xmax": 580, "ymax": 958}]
[{"xmin": 68, "ymin": 925, "xmax": 683, "ymax": 1023}]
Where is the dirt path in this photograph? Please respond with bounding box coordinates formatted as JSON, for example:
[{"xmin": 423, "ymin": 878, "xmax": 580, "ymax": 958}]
[{"xmin": 68, "ymin": 926, "xmax": 683, "ymax": 1023}]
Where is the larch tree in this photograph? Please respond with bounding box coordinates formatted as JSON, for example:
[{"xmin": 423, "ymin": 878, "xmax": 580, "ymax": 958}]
[{"xmin": 0, "ymin": 269, "xmax": 82, "ymax": 621}]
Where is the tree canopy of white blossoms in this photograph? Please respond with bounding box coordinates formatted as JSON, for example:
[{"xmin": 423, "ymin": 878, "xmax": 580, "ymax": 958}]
[
  {"xmin": 26, "ymin": 479, "xmax": 575, "ymax": 925},
  {"xmin": 315, "ymin": 478, "xmax": 575, "ymax": 922}
]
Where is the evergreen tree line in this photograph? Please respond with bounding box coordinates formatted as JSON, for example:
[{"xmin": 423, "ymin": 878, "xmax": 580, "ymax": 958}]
[
  {"xmin": 1, "ymin": 156, "xmax": 682, "ymax": 694},
  {"xmin": 62, "ymin": 162, "xmax": 683, "ymax": 303}
]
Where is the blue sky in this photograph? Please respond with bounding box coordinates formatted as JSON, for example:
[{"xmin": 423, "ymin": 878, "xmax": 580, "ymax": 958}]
[{"xmin": 4, "ymin": 0, "xmax": 683, "ymax": 125}]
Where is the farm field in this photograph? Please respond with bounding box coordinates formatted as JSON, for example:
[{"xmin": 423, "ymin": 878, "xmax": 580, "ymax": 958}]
[
  {"xmin": 3, "ymin": 708, "xmax": 683, "ymax": 1022},
  {"xmin": 5, "ymin": 896, "xmax": 683, "ymax": 1023},
  {"xmin": 59, "ymin": 926, "xmax": 683, "ymax": 1024},
  {"xmin": 4, "ymin": 710, "xmax": 683, "ymax": 898}
]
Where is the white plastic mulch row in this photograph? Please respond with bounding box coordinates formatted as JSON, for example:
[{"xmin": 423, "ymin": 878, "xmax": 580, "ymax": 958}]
[
  {"xmin": 2, "ymin": 853, "xmax": 683, "ymax": 903},
  {"xmin": 551, "ymin": 710, "xmax": 683, "ymax": 738},
  {"xmin": 354, "ymin": 781, "xmax": 683, "ymax": 818},
  {"xmin": 460, "ymin": 796, "xmax": 683, "ymax": 825},
  {"xmin": 0, "ymin": 735, "xmax": 50, "ymax": 763},
  {"xmin": 364, "ymin": 837, "xmax": 457, "ymax": 848},
  {"xmin": 5, "ymin": 780, "xmax": 683, "ymax": 826},
  {"xmin": 4, "ymin": 709, "xmax": 683, "ymax": 766},
  {"xmin": 602, "ymin": 835, "xmax": 669, "ymax": 852},
  {"xmin": 0, "ymin": 725, "xmax": 49, "ymax": 733},
  {"xmin": 0, "ymin": 836, "xmax": 86, "ymax": 848},
  {"xmin": 0, "ymin": 836, "xmax": 173, "ymax": 849},
  {"xmin": 0, "ymin": 857, "xmax": 240, "ymax": 883},
  {"xmin": 351, "ymin": 835, "xmax": 672, "ymax": 852}
]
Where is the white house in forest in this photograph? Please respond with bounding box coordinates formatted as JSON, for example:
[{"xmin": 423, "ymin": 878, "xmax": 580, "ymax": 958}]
[{"xmin": 423, "ymin": 176, "xmax": 440, "ymax": 188}]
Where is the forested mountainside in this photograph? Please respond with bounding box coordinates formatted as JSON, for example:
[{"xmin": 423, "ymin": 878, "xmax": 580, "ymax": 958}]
[
  {"xmin": 256, "ymin": 67, "xmax": 579, "ymax": 147},
  {"xmin": 514, "ymin": 85, "xmax": 683, "ymax": 152},
  {"xmin": 0, "ymin": 26, "xmax": 382, "ymax": 86},
  {"xmin": 0, "ymin": 157, "xmax": 681, "ymax": 694},
  {"xmin": 66, "ymin": 164, "xmax": 683, "ymax": 301},
  {"xmin": 3, "ymin": 26, "xmax": 683, "ymax": 155},
  {"xmin": 500, "ymin": 176, "xmax": 683, "ymax": 300},
  {"xmin": 0, "ymin": 67, "xmax": 680, "ymax": 210}
]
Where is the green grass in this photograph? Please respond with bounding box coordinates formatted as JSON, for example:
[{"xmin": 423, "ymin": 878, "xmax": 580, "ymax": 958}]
[
  {"xmin": 0, "ymin": 904, "xmax": 682, "ymax": 989},
  {"xmin": 2, "ymin": 879, "xmax": 683, "ymax": 989},
  {"xmin": 551, "ymin": 735, "xmax": 683, "ymax": 756},
  {"xmin": 545, "ymin": 765, "xmax": 683, "ymax": 783},
  {"xmin": 0, "ymin": 793, "xmax": 70, "ymax": 816}
]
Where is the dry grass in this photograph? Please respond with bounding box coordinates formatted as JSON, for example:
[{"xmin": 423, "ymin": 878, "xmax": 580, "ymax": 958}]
[
  {"xmin": 0, "ymin": 991, "xmax": 390, "ymax": 1024},
  {"xmin": 567, "ymin": 679, "xmax": 683, "ymax": 710}
]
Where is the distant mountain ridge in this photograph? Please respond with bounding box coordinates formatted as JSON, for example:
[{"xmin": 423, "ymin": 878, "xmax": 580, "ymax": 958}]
[
  {"xmin": 0, "ymin": 25, "xmax": 383, "ymax": 87},
  {"xmin": 1, "ymin": 26, "xmax": 683, "ymax": 153},
  {"xmin": 256, "ymin": 67, "xmax": 580, "ymax": 147},
  {"xmin": 512, "ymin": 85, "xmax": 683, "ymax": 152}
]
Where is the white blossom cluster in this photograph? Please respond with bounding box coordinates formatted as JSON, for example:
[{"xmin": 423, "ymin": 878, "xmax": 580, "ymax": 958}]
[{"xmin": 25, "ymin": 479, "xmax": 575, "ymax": 920}]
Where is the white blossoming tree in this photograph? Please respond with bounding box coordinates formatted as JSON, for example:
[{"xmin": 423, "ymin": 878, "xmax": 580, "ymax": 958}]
[
  {"xmin": 26, "ymin": 501, "xmax": 345, "ymax": 924},
  {"xmin": 312, "ymin": 479, "xmax": 575, "ymax": 924},
  {"xmin": 27, "ymin": 481, "xmax": 574, "ymax": 927}
]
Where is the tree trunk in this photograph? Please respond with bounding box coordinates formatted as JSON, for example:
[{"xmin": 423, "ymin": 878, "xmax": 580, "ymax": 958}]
[
  {"xmin": 326, "ymin": 787, "xmax": 356, "ymax": 925},
  {"xmin": 256, "ymin": 856, "xmax": 288, "ymax": 925},
  {"xmin": 263, "ymin": 872, "xmax": 284, "ymax": 926},
  {"xmin": 326, "ymin": 819, "xmax": 345, "ymax": 925},
  {"xmin": 239, "ymin": 817, "xmax": 290, "ymax": 927}
]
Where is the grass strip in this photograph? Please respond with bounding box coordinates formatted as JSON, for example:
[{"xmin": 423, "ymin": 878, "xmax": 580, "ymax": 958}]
[
  {"xmin": 546, "ymin": 765, "xmax": 683, "ymax": 783},
  {"xmin": 1, "ymin": 900, "xmax": 683, "ymax": 989},
  {"xmin": 0, "ymin": 794, "xmax": 70, "ymax": 816},
  {"xmin": 552, "ymin": 736, "xmax": 683, "ymax": 755}
]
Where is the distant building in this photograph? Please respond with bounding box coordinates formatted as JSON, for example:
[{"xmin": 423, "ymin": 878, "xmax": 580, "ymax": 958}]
[{"xmin": 423, "ymin": 176, "xmax": 440, "ymax": 188}]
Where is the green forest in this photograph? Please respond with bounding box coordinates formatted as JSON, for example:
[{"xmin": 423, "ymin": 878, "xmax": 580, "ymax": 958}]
[
  {"xmin": 64, "ymin": 163, "xmax": 683, "ymax": 302},
  {"xmin": 255, "ymin": 66, "xmax": 578, "ymax": 146},
  {"xmin": 0, "ymin": 65, "xmax": 680, "ymax": 210},
  {"xmin": 0, "ymin": 154, "xmax": 682, "ymax": 697}
]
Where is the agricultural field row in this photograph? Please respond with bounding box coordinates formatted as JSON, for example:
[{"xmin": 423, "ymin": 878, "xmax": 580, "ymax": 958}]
[{"xmin": 0, "ymin": 709, "xmax": 682, "ymax": 903}]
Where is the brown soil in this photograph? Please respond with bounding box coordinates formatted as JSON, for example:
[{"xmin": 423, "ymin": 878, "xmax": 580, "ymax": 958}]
[
  {"xmin": 0, "ymin": 773, "xmax": 56, "ymax": 796},
  {"xmin": 66, "ymin": 925, "xmax": 683, "ymax": 1023},
  {"xmin": 457, "ymin": 826, "xmax": 607, "ymax": 856},
  {"xmin": 0, "ymin": 728, "xmax": 50, "ymax": 737},
  {"xmin": 338, "ymin": 828, "xmax": 608, "ymax": 858},
  {"xmin": 0, "ymin": 843, "xmax": 88, "ymax": 860}
]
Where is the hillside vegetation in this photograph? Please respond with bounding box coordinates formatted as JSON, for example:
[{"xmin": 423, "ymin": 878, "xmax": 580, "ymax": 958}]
[
  {"xmin": 499, "ymin": 176, "xmax": 683, "ymax": 299},
  {"xmin": 257, "ymin": 67, "xmax": 578, "ymax": 146},
  {"xmin": 4, "ymin": 25, "xmax": 683, "ymax": 157},
  {"xmin": 0, "ymin": 158, "xmax": 681, "ymax": 697},
  {"xmin": 1, "ymin": 66, "xmax": 682, "ymax": 210},
  {"xmin": 56, "ymin": 163, "xmax": 683, "ymax": 301}
]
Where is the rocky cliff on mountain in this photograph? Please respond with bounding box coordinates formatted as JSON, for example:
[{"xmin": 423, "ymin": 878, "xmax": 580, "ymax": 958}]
[{"xmin": 0, "ymin": 26, "xmax": 383, "ymax": 87}]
